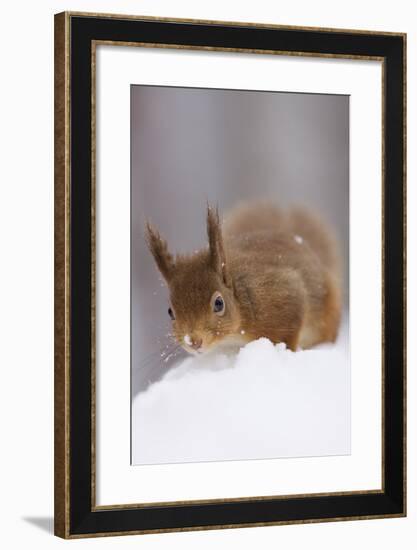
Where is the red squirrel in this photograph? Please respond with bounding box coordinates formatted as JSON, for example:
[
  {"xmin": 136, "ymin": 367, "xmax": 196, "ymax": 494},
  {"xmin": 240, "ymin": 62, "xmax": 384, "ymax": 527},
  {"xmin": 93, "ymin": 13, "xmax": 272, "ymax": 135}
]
[{"xmin": 146, "ymin": 202, "xmax": 342, "ymax": 354}]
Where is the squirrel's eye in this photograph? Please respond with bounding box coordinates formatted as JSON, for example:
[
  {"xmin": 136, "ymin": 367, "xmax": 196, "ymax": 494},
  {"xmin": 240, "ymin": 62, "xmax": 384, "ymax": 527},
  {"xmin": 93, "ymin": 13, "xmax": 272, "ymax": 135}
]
[
  {"xmin": 168, "ymin": 307, "xmax": 175, "ymax": 320},
  {"xmin": 213, "ymin": 296, "xmax": 225, "ymax": 315},
  {"xmin": 211, "ymin": 291, "xmax": 226, "ymax": 316}
]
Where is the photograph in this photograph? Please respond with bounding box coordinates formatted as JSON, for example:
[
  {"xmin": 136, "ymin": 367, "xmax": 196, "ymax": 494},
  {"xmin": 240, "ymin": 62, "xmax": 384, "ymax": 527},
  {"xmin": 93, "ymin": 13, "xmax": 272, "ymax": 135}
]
[
  {"xmin": 131, "ymin": 85, "xmax": 351, "ymax": 465},
  {"xmin": 0, "ymin": 0, "xmax": 411, "ymax": 544},
  {"xmin": 52, "ymin": 11, "xmax": 406, "ymax": 538}
]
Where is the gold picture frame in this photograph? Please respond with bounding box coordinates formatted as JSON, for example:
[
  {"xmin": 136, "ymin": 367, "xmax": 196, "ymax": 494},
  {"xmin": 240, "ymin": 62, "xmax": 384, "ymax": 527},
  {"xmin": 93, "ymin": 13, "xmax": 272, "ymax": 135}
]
[{"xmin": 55, "ymin": 11, "xmax": 406, "ymax": 538}]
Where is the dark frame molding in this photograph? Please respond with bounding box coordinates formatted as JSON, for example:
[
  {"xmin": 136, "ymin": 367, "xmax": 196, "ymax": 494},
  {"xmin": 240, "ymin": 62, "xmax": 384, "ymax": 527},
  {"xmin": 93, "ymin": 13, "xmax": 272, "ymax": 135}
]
[{"xmin": 54, "ymin": 12, "xmax": 406, "ymax": 539}]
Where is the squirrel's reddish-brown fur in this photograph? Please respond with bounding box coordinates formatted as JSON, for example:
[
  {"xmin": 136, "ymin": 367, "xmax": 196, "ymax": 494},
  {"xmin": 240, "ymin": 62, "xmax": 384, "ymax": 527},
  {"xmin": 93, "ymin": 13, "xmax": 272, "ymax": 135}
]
[{"xmin": 146, "ymin": 202, "xmax": 342, "ymax": 354}]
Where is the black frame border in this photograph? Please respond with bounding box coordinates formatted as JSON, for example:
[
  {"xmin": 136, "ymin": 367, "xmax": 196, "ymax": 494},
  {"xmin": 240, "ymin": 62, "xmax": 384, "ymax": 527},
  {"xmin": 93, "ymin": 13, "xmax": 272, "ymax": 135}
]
[{"xmin": 54, "ymin": 12, "xmax": 406, "ymax": 538}]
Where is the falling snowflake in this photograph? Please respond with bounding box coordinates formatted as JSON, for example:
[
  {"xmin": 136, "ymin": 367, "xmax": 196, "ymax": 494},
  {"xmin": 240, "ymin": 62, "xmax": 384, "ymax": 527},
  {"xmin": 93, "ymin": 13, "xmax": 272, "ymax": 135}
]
[{"xmin": 294, "ymin": 235, "xmax": 303, "ymax": 244}]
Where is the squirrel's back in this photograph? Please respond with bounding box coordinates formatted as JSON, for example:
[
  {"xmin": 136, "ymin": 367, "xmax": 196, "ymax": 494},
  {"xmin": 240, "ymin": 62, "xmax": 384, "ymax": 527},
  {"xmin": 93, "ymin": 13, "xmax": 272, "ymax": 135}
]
[
  {"xmin": 222, "ymin": 201, "xmax": 342, "ymax": 349},
  {"xmin": 223, "ymin": 201, "xmax": 341, "ymax": 276}
]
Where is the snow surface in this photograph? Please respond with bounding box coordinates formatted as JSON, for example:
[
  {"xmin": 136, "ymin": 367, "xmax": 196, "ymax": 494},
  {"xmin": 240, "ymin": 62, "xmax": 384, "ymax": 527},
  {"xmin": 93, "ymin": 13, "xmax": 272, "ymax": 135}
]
[{"xmin": 132, "ymin": 319, "xmax": 350, "ymax": 465}]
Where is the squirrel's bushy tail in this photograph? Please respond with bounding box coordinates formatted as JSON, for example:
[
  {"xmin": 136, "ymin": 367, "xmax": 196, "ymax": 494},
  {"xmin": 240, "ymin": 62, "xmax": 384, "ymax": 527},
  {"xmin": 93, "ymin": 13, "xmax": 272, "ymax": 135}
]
[
  {"xmin": 285, "ymin": 206, "xmax": 341, "ymax": 276},
  {"xmin": 223, "ymin": 200, "xmax": 341, "ymax": 277}
]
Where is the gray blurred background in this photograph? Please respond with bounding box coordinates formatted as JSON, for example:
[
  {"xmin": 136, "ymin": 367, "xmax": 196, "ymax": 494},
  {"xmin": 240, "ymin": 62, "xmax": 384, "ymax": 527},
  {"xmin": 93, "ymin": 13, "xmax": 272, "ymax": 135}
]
[{"xmin": 131, "ymin": 85, "xmax": 349, "ymax": 397}]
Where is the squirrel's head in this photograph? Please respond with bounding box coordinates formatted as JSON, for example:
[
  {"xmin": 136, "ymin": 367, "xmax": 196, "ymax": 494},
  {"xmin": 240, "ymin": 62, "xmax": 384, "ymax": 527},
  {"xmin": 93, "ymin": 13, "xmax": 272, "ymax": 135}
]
[{"xmin": 146, "ymin": 206, "xmax": 241, "ymax": 355}]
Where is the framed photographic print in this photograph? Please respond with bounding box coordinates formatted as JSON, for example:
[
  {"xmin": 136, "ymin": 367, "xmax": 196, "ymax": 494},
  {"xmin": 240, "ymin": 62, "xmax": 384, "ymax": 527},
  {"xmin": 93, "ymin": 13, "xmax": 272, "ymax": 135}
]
[{"xmin": 54, "ymin": 12, "xmax": 406, "ymax": 538}]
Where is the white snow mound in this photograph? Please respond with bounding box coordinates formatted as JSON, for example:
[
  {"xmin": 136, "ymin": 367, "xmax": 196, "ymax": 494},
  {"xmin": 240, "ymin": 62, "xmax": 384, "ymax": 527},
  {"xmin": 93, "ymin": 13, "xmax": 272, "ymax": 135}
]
[{"xmin": 132, "ymin": 322, "xmax": 350, "ymax": 465}]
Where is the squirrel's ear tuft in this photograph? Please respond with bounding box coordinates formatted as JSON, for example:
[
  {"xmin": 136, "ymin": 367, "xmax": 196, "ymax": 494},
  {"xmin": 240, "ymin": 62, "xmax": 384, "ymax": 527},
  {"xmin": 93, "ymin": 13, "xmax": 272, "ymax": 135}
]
[
  {"xmin": 206, "ymin": 205, "xmax": 232, "ymax": 287},
  {"xmin": 145, "ymin": 222, "xmax": 175, "ymax": 281}
]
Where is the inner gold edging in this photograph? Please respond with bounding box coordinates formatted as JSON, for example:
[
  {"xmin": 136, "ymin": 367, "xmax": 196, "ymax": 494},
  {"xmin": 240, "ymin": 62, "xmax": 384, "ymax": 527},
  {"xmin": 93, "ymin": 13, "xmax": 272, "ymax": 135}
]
[
  {"xmin": 93, "ymin": 490, "xmax": 384, "ymax": 511},
  {"xmin": 92, "ymin": 38, "xmax": 384, "ymax": 61},
  {"xmin": 402, "ymin": 34, "xmax": 407, "ymax": 517},
  {"xmin": 89, "ymin": 35, "xmax": 387, "ymax": 512},
  {"xmin": 381, "ymin": 59, "xmax": 386, "ymax": 493},
  {"xmin": 91, "ymin": 37, "xmax": 97, "ymax": 511}
]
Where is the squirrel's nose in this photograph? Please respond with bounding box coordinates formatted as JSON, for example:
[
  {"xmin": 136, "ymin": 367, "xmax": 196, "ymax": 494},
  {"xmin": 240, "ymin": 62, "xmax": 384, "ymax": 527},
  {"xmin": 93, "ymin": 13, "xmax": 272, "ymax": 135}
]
[{"xmin": 191, "ymin": 337, "xmax": 202, "ymax": 350}]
